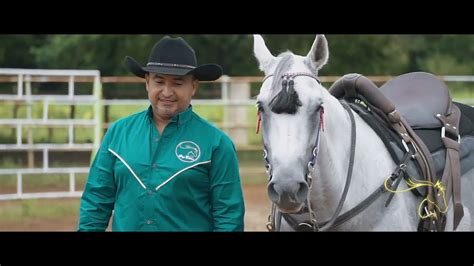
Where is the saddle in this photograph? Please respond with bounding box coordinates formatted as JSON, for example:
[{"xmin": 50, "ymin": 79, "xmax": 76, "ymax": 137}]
[
  {"xmin": 381, "ymin": 72, "xmax": 452, "ymax": 129},
  {"xmin": 329, "ymin": 72, "xmax": 464, "ymax": 231}
]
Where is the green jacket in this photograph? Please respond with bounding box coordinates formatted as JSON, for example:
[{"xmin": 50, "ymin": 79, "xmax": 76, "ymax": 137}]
[{"xmin": 78, "ymin": 106, "xmax": 245, "ymax": 231}]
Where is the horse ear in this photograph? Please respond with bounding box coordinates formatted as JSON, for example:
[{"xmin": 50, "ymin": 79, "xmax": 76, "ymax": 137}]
[
  {"xmin": 253, "ymin": 34, "xmax": 275, "ymax": 72},
  {"xmin": 305, "ymin": 34, "xmax": 329, "ymax": 72}
]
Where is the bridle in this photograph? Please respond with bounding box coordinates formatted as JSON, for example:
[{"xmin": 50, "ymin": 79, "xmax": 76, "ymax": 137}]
[
  {"xmin": 260, "ymin": 72, "xmax": 358, "ymax": 232},
  {"xmin": 261, "ymin": 72, "xmax": 321, "ymax": 84},
  {"xmin": 260, "ymin": 72, "xmax": 323, "ymax": 188}
]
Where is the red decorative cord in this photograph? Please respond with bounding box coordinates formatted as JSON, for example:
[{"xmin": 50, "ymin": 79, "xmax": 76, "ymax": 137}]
[{"xmin": 256, "ymin": 111, "xmax": 262, "ymax": 134}]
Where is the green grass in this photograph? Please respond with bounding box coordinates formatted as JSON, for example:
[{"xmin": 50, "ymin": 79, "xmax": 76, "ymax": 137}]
[
  {"xmin": 108, "ymin": 104, "xmax": 149, "ymax": 121},
  {"xmin": 22, "ymin": 174, "xmax": 68, "ymax": 192},
  {"xmin": 0, "ymin": 173, "xmax": 88, "ymax": 194},
  {"xmin": 0, "ymin": 127, "xmax": 95, "ymax": 144},
  {"xmin": 0, "ymin": 102, "xmax": 97, "ymax": 144},
  {"xmin": 0, "ymin": 198, "xmax": 80, "ymax": 222},
  {"xmin": 0, "ymin": 102, "xmax": 96, "ymax": 119},
  {"xmin": 448, "ymin": 83, "xmax": 474, "ymax": 104},
  {"xmin": 193, "ymin": 105, "xmax": 224, "ymax": 125},
  {"xmin": 0, "ymin": 175, "xmax": 16, "ymax": 192}
]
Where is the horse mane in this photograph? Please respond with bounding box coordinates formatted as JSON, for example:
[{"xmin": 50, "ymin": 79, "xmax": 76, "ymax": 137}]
[{"xmin": 268, "ymin": 52, "xmax": 302, "ymax": 114}]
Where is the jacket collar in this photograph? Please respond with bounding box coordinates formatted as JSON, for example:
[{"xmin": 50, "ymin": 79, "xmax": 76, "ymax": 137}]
[{"xmin": 147, "ymin": 105, "xmax": 193, "ymax": 126}]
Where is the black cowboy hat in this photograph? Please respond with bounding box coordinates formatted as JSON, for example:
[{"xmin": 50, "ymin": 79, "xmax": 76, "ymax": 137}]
[{"xmin": 124, "ymin": 36, "xmax": 223, "ymax": 81}]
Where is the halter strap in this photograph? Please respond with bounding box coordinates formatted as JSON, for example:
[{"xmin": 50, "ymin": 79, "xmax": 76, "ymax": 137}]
[{"xmin": 262, "ymin": 72, "xmax": 321, "ymax": 84}]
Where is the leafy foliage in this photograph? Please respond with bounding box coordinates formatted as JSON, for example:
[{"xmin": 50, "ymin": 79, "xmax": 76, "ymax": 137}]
[{"xmin": 1, "ymin": 34, "xmax": 473, "ymax": 78}]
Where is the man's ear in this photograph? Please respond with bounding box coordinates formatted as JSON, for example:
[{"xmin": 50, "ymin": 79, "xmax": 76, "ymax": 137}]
[
  {"xmin": 145, "ymin": 73, "xmax": 150, "ymax": 92},
  {"xmin": 192, "ymin": 79, "xmax": 198, "ymax": 96}
]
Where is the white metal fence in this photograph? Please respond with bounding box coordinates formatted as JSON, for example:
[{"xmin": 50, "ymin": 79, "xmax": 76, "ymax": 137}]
[
  {"xmin": 0, "ymin": 69, "xmax": 101, "ymax": 200},
  {"xmin": 0, "ymin": 70, "xmax": 473, "ymax": 201}
]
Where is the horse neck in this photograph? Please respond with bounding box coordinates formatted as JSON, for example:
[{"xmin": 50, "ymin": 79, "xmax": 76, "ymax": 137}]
[{"xmin": 310, "ymin": 92, "xmax": 395, "ymax": 221}]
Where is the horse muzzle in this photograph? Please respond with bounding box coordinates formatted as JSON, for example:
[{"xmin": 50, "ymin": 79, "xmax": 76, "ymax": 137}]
[{"xmin": 267, "ymin": 179, "xmax": 309, "ymax": 213}]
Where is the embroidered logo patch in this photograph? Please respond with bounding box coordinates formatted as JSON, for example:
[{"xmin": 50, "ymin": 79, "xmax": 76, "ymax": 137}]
[{"xmin": 175, "ymin": 141, "xmax": 201, "ymax": 163}]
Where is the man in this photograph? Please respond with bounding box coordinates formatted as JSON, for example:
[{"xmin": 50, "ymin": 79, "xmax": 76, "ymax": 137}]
[{"xmin": 78, "ymin": 36, "xmax": 245, "ymax": 231}]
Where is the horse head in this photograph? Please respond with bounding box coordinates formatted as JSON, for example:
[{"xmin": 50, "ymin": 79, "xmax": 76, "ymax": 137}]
[
  {"xmin": 253, "ymin": 35, "xmax": 474, "ymax": 231},
  {"xmin": 253, "ymin": 34, "xmax": 329, "ymax": 214}
]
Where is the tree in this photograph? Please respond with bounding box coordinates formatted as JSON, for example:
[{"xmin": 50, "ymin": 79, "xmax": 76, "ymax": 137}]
[{"xmin": 0, "ymin": 35, "xmax": 48, "ymax": 68}]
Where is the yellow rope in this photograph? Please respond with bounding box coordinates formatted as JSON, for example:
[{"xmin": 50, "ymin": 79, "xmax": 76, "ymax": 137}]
[{"xmin": 384, "ymin": 176, "xmax": 448, "ymax": 219}]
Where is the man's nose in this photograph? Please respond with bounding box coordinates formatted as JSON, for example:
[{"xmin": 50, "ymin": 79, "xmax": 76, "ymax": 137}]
[{"xmin": 161, "ymin": 83, "xmax": 174, "ymax": 96}]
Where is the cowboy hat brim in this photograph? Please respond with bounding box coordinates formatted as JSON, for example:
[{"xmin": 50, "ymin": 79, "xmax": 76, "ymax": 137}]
[{"xmin": 125, "ymin": 56, "xmax": 223, "ymax": 81}]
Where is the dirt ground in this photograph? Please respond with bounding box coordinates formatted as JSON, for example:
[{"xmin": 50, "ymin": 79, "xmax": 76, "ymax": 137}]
[
  {"xmin": 243, "ymin": 184, "xmax": 271, "ymax": 231},
  {"xmin": 0, "ymin": 184, "xmax": 271, "ymax": 232}
]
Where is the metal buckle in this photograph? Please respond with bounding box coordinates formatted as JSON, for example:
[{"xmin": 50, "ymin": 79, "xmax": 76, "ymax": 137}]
[
  {"xmin": 297, "ymin": 222, "xmax": 315, "ymax": 232},
  {"xmin": 266, "ymin": 214, "xmax": 274, "ymax": 231},
  {"xmin": 265, "ymin": 164, "xmax": 272, "ymax": 175},
  {"xmin": 266, "ymin": 221, "xmax": 274, "ymax": 232},
  {"xmin": 401, "ymin": 138, "xmax": 418, "ymax": 154},
  {"xmin": 263, "ymin": 149, "xmax": 272, "ymax": 180},
  {"xmin": 312, "ymin": 145, "xmax": 318, "ymax": 158},
  {"xmin": 306, "ymin": 162, "xmax": 314, "ymax": 187},
  {"xmin": 441, "ymin": 127, "xmax": 461, "ymax": 143},
  {"xmin": 401, "ymin": 139, "xmax": 410, "ymax": 153},
  {"xmin": 306, "ymin": 173, "xmax": 313, "ymax": 188}
]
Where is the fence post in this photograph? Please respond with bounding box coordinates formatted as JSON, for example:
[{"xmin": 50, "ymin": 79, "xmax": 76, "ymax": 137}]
[
  {"xmin": 226, "ymin": 80, "xmax": 250, "ymax": 146},
  {"xmin": 25, "ymin": 74, "xmax": 34, "ymax": 168},
  {"xmin": 92, "ymin": 74, "xmax": 103, "ymax": 161}
]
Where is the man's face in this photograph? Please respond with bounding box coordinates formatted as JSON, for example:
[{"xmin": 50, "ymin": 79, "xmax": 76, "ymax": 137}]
[{"xmin": 145, "ymin": 73, "xmax": 197, "ymax": 121}]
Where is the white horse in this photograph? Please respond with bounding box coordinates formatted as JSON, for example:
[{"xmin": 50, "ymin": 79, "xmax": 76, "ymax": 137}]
[{"xmin": 253, "ymin": 34, "xmax": 474, "ymax": 231}]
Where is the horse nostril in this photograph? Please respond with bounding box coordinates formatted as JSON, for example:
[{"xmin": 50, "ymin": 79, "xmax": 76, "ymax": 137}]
[
  {"xmin": 268, "ymin": 180, "xmax": 309, "ymax": 205},
  {"xmin": 295, "ymin": 181, "xmax": 309, "ymax": 203},
  {"xmin": 267, "ymin": 182, "xmax": 280, "ymax": 203}
]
